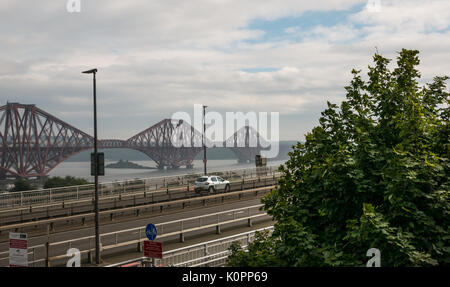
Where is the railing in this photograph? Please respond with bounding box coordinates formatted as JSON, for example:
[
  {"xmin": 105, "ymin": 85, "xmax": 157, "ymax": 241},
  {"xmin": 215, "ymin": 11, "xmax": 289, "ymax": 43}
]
[
  {"xmin": 0, "ymin": 166, "xmax": 279, "ymax": 209},
  {"xmin": 0, "ymin": 204, "xmax": 270, "ymax": 267},
  {"xmin": 0, "ymin": 244, "xmax": 46, "ymax": 267},
  {"xmin": 0, "ymin": 179, "xmax": 277, "ymax": 230},
  {"xmin": 107, "ymin": 226, "xmax": 275, "ymax": 267}
]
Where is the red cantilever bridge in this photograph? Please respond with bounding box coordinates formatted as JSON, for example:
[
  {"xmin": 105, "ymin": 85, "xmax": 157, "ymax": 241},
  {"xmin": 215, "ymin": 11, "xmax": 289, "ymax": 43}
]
[{"xmin": 0, "ymin": 103, "xmax": 267, "ymax": 179}]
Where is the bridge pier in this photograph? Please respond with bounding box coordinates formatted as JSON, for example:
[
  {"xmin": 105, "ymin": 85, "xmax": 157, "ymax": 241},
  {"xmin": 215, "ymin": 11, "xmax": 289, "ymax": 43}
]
[{"xmin": 186, "ymin": 164, "xmax": 194, "ymax": 169}]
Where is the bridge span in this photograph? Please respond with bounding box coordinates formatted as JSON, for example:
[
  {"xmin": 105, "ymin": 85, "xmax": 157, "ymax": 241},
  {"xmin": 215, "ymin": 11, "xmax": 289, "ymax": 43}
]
[{"xmin": 0, "ymin": 103, "xmax": 267, "ymax": 179}]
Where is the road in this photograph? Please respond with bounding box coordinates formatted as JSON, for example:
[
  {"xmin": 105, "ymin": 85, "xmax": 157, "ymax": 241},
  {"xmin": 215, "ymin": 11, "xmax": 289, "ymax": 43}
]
[
  {"xmin": 0, "ymin": 197, "xmax": 272, "ymax": 267},
  {"xmin": 0, "ymin": 173, "xmax": 279, "ymax": 227}
]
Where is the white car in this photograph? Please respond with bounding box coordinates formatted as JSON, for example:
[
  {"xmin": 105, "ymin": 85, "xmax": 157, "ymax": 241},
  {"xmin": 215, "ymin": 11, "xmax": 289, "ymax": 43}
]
[{"xmin": 194, "ymin": 176, "xmax": 230, "ymax": 193}]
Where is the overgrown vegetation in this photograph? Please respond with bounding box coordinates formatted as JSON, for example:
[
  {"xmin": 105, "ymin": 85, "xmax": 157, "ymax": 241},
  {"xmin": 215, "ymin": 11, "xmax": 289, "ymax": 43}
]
[
  {"xmin": 9, "ymin": 178, "xmax": 35, "ymax": 192},
  {"xmin": 227, "ymin": 49, "xmax": 449, "ymax": 267}
]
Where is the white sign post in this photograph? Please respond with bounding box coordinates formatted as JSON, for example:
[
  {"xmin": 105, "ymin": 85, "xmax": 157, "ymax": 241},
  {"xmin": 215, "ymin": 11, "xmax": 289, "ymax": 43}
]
[{"xmin": 9, "ymin": 232, "xmax": 28, "ymax": 267}]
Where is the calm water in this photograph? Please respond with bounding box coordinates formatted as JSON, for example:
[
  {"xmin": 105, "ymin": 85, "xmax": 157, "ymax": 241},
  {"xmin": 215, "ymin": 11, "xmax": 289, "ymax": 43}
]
[{"xmin": 48, "ymin": 159, "xmax": 286, "ymax": 183}]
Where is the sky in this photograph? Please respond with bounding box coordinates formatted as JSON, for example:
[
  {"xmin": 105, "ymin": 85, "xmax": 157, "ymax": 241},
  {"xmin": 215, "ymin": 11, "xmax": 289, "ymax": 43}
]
[{"xmin": 0, "ymin": 0, "xmax": 449, "ymax": 141}]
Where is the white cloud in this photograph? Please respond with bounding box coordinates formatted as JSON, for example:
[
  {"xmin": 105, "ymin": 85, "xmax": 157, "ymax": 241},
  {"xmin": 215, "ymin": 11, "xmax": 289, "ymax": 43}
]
[
  {"xmin": 352, "ymin": 0, "xmax": 450, "ymax": 33},
  {"xmin": 301, "ymin": 25, "xmax": 364, "ymax": 42},
  {"xmin": 0, "ymin": 0, "xmax": 448, "ymax": 140}
]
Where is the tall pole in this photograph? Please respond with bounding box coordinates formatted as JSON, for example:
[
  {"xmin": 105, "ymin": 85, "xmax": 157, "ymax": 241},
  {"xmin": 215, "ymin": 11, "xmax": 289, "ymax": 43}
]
[
  {"xmin": 83, "ymin": 68, "xmax": 100, "ymax": 265},
  {"xmin": 203, "ymin": 105, "xmax": 207, "ymax": 175},
  {"xmin": 93, "ymin": 71, "xmax": 100, "ymax": 265}
]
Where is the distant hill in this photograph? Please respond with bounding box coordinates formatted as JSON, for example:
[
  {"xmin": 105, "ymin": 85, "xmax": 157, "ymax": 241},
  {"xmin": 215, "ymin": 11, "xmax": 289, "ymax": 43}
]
[{"xmin": 66, "ymin": 141, "xmax": 298, "ymax": 162}]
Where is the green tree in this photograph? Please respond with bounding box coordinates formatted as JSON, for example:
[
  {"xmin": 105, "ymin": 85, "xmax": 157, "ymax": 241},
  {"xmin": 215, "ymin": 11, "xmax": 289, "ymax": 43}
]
[
  {"xmin": 10, "ymin": 178, "xmax": 35, "ymax": 192},
  {"xmin": 43, "ymin": 176, "xmax": 90, "ymax": 189},
  {"xmin": 227, "ymin": 49, "xmax": 449, "ymax": 267}
]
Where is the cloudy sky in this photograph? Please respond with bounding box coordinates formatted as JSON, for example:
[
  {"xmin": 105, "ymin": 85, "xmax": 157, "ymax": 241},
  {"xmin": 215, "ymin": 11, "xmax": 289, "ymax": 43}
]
[{"xmin": 0, "ymin": 0, "xmax": 449, "ymax": 141}]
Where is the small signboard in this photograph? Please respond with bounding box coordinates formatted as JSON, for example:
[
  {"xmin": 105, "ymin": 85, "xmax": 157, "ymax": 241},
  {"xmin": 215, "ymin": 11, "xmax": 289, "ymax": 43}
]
[
  {"xmin": 91, "ymin": 152, "xmax": 105, "ymax": 176},
  {"xmin": 145, "ymin": 223, "xmax": 157, "ymax": 241},
  {"xmin": 255, "ymin": 155, "xmax": 267, "ymax": 167},
  {"xmin": 144, "ymin": 241, "xmax": 162, "ymax": 259},
  {"xmin": 9, "ymin": 232, "xmax": 28, "ymax": 267}
]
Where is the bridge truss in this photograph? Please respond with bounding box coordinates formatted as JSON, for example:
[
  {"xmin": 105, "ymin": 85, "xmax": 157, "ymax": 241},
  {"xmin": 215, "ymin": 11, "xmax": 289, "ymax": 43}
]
[{"xmin": 0, "ymin": 103, "xmax": 268, "ymax": 178}]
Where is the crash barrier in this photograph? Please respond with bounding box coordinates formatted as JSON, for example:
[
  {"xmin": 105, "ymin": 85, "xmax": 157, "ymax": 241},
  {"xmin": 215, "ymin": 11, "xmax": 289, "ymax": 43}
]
[
  {"xmin": 0, "ymin": 183, "xmax": 277, "ymax": 233},
  {"xmin": 0, "ymin": 166, "xmax": 279, "ymax": 209},
  {"xmin": 0, "ymin": 204, "xmax": 271, "ymax": 267},
  {"xmin": 107, "ymin": 226, "xmax": 275, "ymax": 267}
]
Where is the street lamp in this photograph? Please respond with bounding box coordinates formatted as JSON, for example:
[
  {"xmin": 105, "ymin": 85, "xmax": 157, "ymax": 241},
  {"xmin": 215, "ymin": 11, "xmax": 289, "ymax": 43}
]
[
  {"xmin": 203, "ymin": 105, "xmax": 208, "ymax": 175},
  {"xmin": 82, "ymin": 68, "xmax": 100, "ymax": 265}
]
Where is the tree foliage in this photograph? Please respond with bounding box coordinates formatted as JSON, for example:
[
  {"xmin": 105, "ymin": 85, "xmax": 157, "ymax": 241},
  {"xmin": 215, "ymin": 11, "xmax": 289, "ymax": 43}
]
[
  {"xmin": 43, "ymin": 176, "xmax": 90, "ymax": 189},
  {"xmin": 10, "ymin": 178, "xmax": 35, "ymax": 192},
  {"xmin": 227, "ymin": 49, "xmax": 449, "ymax": 267}
]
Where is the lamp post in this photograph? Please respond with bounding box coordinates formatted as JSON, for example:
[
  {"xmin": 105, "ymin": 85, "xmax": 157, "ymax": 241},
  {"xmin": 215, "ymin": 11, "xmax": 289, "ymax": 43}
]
[
  {"xmin": 203, "ymin": 105, "xmax": 208, "ymax": 175},
  {"xmin": 82, "ymin": 68, "xmax": 100, "ymax": 265}
]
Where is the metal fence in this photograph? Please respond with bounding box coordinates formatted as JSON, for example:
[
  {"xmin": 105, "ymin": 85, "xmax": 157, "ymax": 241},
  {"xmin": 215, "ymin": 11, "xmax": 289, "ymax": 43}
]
[
  {"xmin": 108, "ymin": 226, "xmax": 275, "ymax": 267},
  {"xmin": 0, "ymin": 166, "xmax": 280, "ymax": 209},
  {"xmin": 0, "ymin": 178, "xmax": 277, "ymax": 228}
]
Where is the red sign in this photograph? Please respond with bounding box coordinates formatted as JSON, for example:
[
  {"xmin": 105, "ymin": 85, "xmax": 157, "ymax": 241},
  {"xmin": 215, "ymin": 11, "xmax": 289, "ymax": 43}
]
[
  {"xmin": 144, "ymin": 241, "xmax": 162, "ymax": 259},
  {"xmin": 9, "ymin": 232, "xmax": 28, "ymax": 267}
]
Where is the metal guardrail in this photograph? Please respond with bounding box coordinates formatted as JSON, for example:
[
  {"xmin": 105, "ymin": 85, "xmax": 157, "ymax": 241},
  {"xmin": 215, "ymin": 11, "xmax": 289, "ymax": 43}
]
[
  {"xmin": 0, "ymin": 204, "xmax": 270, "ymax": 267},
  {"xmin": 0, "ymin": 166, "xmax": 279, "ymax": 209},
  {"xmin": 107, "ymin": 226, "xmax": 275, "ymax": 267},
  {"xmin": 0, "ymin": 182, "xmax": 276, "ymax": 233}
]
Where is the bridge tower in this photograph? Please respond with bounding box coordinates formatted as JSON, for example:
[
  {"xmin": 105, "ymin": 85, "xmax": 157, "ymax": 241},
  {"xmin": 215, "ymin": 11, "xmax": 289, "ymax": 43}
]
[
  {"xmin": 125, "ymin": 119, "xmax": 203, "ymax": 170},
  {"xmin": 0, "ymin": 103, "xmax": 93, "ymax": 179},
  {"xmin": 224, "ymin": 125, "xmax": 266, "ymax": 163}
]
